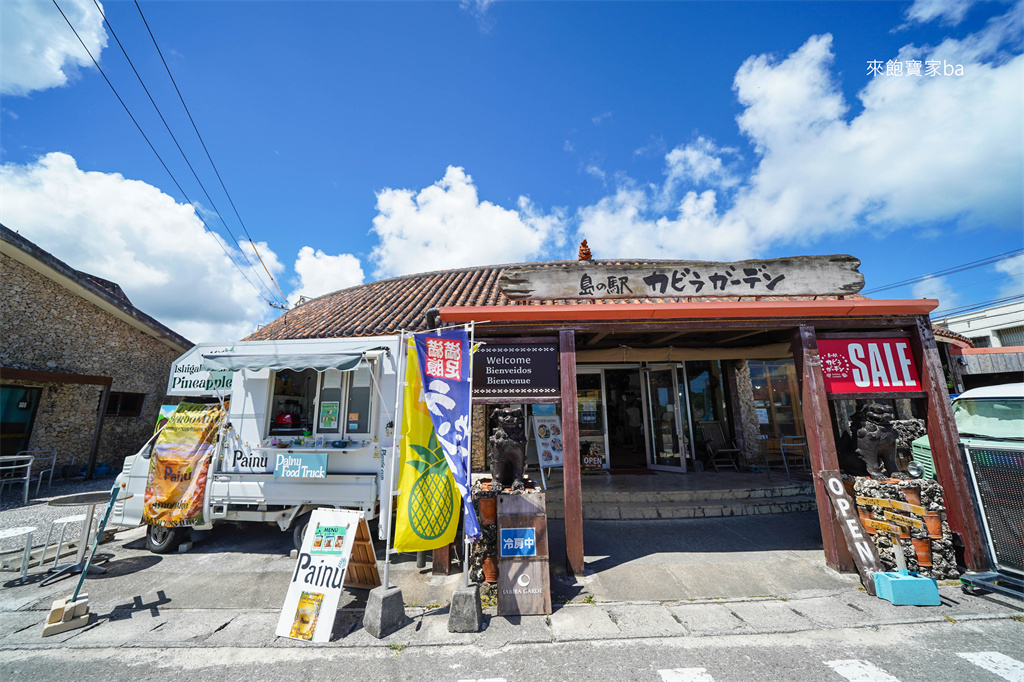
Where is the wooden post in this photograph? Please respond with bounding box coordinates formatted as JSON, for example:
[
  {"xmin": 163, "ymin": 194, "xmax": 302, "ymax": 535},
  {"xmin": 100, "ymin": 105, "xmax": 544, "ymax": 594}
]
[
  {"xmin": 908, "ymin": 316, "xmax": 987, "ymax": 570},
  {"xmin": 559, "ymin": 329, "xmax": 584, "ymax": 576},
  {"xmin": 791, "ymin": 326, "xmax": 856, "ymax": 573},
  {"xmin": 86, "ymin": 383, "xmax": 111, "ymax": 480}
]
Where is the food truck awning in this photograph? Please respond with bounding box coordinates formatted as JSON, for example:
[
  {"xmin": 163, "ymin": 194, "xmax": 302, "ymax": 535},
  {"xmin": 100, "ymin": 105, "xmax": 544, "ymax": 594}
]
[{"xmin": 201, "ymin": 348, "xmax": 385, "ymax": 372}]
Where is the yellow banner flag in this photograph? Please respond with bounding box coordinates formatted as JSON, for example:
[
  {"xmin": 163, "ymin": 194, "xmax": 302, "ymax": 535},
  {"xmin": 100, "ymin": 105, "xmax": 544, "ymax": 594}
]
[
  {"xmin": 143, "ymin": 402, "xmax": 224, "ymax": 528},
  {"xmin": 394, "ymin": 340, "xmax": 459, "ymax": 552}
]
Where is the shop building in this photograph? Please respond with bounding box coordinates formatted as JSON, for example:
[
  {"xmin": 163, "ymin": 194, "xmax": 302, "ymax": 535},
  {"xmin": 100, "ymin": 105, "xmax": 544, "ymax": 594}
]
[
  {"xmin": 0, "ymin": 224, "xmax": 192, "ymax": 477},
  {"xmin": 246, "ymin": 253, "xmax": 985, "ymax": 579}
]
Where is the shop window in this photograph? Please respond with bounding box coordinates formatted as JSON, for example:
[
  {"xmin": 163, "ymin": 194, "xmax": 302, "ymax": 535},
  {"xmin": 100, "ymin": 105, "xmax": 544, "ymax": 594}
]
[
  {"xmin": 684, "ymin": 360, "xmax": 731, "ymax": 456},
  {"xmin": 749, "ymin": 360, "xmax": 804, "ymax": 437},
  {"xmin": 1, "ymin": 385, "xmax": 41, "ymax": 455},
  {"xmin": 997, "ymin": 325, "xmax": 1024, "ymax": 347},
  {"xmin": 105, "ymin": 392, "xmax": 145, "ymax": 418}
]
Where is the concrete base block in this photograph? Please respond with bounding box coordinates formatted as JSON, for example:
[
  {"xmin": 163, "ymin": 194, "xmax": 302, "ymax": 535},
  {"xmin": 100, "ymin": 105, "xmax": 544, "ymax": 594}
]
[
  {"xmin": 43, "ymin": 595, "xmax": 90, "ymax": 637},
  {"xmin": 363, "ymin": 585, "xmax": 406, "ymax": 639},
  {"xmin": 177, "ymin": 541, "xmax": 194, "ymax": 554},
  {"xmin": 448, "ymin": 583, "xmax": 482, "ymax": 633}
]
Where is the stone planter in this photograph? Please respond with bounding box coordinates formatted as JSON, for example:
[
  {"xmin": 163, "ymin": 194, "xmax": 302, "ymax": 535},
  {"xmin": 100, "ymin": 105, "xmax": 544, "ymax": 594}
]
[
  {"xmin": 924, "ymin": 512, "xmax": 943, "ymax": 539},
  {"xmin": 912, "ymin": 538, "xmax": 933, "ymax": 567}
]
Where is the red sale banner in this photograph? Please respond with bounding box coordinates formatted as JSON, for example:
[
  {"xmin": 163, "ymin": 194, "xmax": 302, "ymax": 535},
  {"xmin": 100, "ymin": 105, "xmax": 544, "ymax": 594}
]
[{"xmin": 817, "ymin": 338, "xmax": 921, "ymax": 394}]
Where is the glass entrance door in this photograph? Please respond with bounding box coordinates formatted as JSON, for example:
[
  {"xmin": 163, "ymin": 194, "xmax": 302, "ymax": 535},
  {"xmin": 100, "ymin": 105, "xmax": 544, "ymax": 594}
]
[{"xmin": 643, "ymin": 366, "xmax": 688, "ymax": 472}]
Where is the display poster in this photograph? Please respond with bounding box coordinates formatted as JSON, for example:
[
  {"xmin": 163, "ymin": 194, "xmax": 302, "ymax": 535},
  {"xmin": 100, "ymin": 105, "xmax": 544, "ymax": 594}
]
[
  {"xmin": 143, "ymin": 402, "xmax": 224, "ymax": 528},
  {"xmin": 276, "ymin": 508, "xmax": 361, "ymax": 642},
  {"xmin": 756, "ymin": 408, "xmax": 769, "ymax": 425},
  {"xmin": 532, "ymin": 415, "xmax": 563, "ymax": 468},
  {"xmin": 318, "ymin": 401, "xmax": 339, "ymax": 430},
  {"xmin": 816, "ymin": 338, "xmax": 921, "ymax": 394}
]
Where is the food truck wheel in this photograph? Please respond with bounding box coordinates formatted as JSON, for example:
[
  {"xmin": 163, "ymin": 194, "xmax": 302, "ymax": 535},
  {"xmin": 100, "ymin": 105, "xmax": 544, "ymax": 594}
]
[
  {"xmin": 292, "ymin": 513, "xmax": 312, "ymax": 551},
  {"xmin": 146, "ymin": 525, "xmax": 186, "ymax": 554}
]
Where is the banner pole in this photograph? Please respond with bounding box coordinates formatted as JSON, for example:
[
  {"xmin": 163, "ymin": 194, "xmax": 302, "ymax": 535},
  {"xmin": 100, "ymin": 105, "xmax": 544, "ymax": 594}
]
[
  {"xmin": 463, "ymin": 321, "xmax": 476, "ymax": 589},
  {"xmin": 382, "ymin": 331, "xmax": 408, "ymax": 590}
]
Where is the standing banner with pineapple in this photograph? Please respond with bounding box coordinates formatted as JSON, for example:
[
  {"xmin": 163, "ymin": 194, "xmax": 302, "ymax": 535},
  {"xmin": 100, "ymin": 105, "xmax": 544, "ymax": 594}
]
[
  {"xmin": 414, "ymin": 330, "xmax": 481, "ymax": 542},
  {"xmin": 143, "ymin": 402, "xmax": 224, "ymax": 528},
  {"xmin": 393, "ymin": 339, "xmax": 461, "ymax": 552}
]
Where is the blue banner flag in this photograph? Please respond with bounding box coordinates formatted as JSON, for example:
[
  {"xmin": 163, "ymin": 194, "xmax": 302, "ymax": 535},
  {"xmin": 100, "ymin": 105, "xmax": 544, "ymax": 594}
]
[{"xmin": 414, "ymin": 330, "xmax": 481, "ymax": 541}]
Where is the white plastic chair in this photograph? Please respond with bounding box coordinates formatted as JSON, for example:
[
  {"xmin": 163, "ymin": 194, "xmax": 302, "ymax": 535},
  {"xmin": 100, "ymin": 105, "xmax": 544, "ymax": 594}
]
[
  {"xmin": 41, "ymin": 514, "xmax": 88, "ymax": 569},
  {"xmin": 21, "ymin": 450, "xmax": 57, "ymax": 495},
  {"xmin": 0, "ymin": 455, "xmax": 33, "ymax": 505},
  {"xmin": 0, "ymin": 526, "xmax": 36, "ymax": 583}
]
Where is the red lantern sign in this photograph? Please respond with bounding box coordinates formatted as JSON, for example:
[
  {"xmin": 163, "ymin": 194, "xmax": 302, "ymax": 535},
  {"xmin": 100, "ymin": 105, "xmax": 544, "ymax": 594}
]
[{"xmin": 817, "ymin": 338, "xmax": 921, "ymax": 394}]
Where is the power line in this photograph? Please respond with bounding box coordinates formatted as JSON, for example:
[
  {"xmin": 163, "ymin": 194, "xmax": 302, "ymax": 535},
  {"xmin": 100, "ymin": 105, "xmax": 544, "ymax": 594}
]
[
  {"xmin": 864, "ymin": 248, "xmax": 1023, "ymax": 294},
  {"xmin": 50, "ymin": 0, "xmax": 275, "ymax": 307},
  {"xmin": 89, "ymin": 0, "xmax": 284, "ymax": 306},
  {"xmin": 132, "ymin": 0, "xmax": 289, "ymax": 305},
  {"xmin": 932, "ymin": 293, "xmax": 1024, "ymax": 319}
]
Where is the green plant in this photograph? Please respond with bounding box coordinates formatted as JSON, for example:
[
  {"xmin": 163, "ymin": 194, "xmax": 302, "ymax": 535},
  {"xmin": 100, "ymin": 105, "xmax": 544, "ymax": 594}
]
[
  {"xmin": 387, "ymin": 644, "xmax": 406, "ymax": 655},
  {"xmin": 582, "ymin": 594, "xmax": 596, "ymax": 604},
  {"xmin": 480, "ymin": 593, "xmax": 497, "ymax": 608}
]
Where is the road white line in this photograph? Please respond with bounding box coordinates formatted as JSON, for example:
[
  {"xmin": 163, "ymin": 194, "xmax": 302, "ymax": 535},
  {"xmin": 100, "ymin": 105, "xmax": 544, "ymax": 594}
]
[
  {"xmin": 658, "ymin": 669, "xmax": 715, "ymax": 682},
  {"xmin": 958, "ymin": 652, "xmax": 1024, "ymax": 682},
  {"xmin": 825, "ymin": 659, "xmax": 902, "ymax": 682}
]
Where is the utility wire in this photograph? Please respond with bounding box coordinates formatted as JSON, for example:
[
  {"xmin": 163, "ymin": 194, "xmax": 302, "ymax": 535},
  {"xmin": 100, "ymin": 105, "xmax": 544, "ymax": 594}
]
[
  {"xmin": 932, "ymin": 293, "xmax": 1024, "ymax": 319},
  {"xmin": 51, "ymin": 0, "xmax": 274, "ymax": 306},
  {"xmin": 89, "ymin": 0, "xmax": 284, "ymax": 306},
  {"xmin": 132, "ymin": 0, "xmax": 289, "ymax": 305},
  {"xmin": 864, "ymin": 248, "xmax": 1023, "ymax": 294}
]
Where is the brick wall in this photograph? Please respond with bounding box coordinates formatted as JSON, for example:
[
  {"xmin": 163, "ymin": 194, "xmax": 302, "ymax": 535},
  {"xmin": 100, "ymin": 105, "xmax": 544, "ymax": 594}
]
[{"xmin": 1, "ymin": 254, "xmax": 184, "ymax": 473}]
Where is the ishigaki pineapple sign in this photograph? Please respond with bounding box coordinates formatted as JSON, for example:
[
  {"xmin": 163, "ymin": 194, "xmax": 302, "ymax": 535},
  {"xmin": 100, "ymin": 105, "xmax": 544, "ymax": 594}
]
[{"xmin": 817, "ymin": 338, "xmax": 921, "ymax": 394}]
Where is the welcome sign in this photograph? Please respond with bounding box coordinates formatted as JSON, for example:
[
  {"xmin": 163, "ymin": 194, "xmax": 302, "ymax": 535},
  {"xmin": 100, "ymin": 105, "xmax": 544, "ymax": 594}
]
[{"xmin": 817, "ymin": 338, "xmax": 921, "ymax": 394}]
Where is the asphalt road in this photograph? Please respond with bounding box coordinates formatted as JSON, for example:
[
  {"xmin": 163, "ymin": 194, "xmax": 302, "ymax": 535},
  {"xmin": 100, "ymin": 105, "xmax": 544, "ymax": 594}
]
[{"xmin": 2, "ymin": 618, "xmax": 1023, "ymax": 682}]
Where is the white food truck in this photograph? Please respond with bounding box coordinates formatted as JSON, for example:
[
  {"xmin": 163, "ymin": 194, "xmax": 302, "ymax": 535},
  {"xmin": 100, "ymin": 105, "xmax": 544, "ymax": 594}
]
[{"xmin": 110, "ymin": 335, "xmax": 400, "ymax": 553}]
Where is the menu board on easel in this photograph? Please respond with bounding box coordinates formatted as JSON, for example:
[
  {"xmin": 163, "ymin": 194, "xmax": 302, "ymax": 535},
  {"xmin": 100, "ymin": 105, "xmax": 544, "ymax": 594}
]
[{"xmin": 532, "ymin": 415, "xmax": 563, "ymax": 468}]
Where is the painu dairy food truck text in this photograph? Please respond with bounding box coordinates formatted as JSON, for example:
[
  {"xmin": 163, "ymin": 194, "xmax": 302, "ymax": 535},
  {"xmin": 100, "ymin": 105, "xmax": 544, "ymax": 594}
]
[{"xmin": 110, "ymin": 336, "xmax": 400, "ymax": 553}]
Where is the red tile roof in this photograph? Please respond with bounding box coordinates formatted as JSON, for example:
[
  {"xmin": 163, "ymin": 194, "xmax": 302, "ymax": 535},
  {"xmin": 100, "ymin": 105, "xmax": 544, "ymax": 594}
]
[{"xmin": 244, "ymin": 259, "xmax": 869, "ymax": 341}]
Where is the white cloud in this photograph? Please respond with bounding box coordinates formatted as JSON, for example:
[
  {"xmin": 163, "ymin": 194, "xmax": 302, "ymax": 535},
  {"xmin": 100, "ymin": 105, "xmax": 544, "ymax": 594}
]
[
  {"xmin": 0, "ymin": 0, "xmax": 107, "ymax": 96},
  {"xmin": 369, "ymin": 166, "xmax": 566, "ymax": 278},
  {"xmin": 289, "ymin": 246, "xmax": 365, "ymax": 306},
  {"xmin": 912, "ymin": 275, "xmax": 959, "ymax": 311},
  {"xmin": 592, "ymin": 111, "xmax": 612, "ymax": 125},
  {"xmin": 905, "ymin": 0, "xmax": 976, "ymax": 25},
  {"xmin": 577, "ymin": 8, "xmax": 1023, "ymax": 261},
  {"xmin": 584, "ymin": 164, "xmax": 607, "ymax": 182},
  {"xmin": 0, "ymin": 152, "xmax": 286, "ymax": 343},
  {"xmin": 995, "ymin": 254, "xmax": 1024, "ymax": 298},
  {"xmin": 459, "ymin": 0, "xmax": 496, "ymax": 32}
]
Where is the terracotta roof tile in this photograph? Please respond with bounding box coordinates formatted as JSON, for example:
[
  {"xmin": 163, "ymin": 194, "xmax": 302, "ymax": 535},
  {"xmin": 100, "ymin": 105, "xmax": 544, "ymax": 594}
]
[{"xmin": 244, "ymin": 259, "xmax": 869, "ymax": 341}]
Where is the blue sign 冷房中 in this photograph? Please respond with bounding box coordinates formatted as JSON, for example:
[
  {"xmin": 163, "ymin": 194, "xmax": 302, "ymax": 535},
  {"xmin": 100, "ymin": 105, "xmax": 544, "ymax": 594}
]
[{"xmin": 500, "ymin": 527, "xmax": 537, "ymax": 557}]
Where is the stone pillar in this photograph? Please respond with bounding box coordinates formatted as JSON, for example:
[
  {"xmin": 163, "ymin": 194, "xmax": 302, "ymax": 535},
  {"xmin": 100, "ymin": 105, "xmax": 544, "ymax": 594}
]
[{"xmin": 732, "ymin": 360, "xmax": 761, "ymax": 463}]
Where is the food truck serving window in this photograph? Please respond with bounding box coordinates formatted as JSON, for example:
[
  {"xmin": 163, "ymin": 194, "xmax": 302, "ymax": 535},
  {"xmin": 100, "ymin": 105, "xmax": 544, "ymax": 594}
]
[{"xmin": 269, "ymin": 361, "xmax": 376, "ymax": 439}]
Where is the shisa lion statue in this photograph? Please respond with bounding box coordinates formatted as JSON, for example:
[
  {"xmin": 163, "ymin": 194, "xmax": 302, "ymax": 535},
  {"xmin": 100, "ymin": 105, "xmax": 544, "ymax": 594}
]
[
  {"xmin": 838, "ymin": 403, "xmax": 906, "ymax": 480},
  {"xmin": 489, "ymin": 406, "xmax": 527, "ymax": 491}
]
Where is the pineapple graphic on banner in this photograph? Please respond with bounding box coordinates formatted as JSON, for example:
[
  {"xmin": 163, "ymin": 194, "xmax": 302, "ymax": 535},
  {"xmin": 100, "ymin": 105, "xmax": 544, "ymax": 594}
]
[{"xmin": 394, "ymin": 338, "xmax": 460, "ymax": 552}]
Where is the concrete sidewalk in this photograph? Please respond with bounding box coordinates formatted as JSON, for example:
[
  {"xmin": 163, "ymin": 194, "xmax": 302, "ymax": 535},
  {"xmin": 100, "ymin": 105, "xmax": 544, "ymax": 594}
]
[{"xmin": 1, "ymin": 513, "xmax": 1021, "ymax": 649}]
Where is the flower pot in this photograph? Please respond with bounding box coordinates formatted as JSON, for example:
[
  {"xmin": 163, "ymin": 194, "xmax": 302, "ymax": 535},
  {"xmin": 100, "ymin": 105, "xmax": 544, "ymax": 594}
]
[
  {"xmin": 912, "ymin": 538, "xmax": 933, "ymax": 567},
  {"xmin": 479, "ymin": 497, "xmax": 497, "ymax": 526},
  {"xmin": 903, "ymin": 486, "xmax": 922, "ymax": 507},
  {"xmin": 482, "ymin": 554, "xmax": 499, "ymax": 583},
  {"xmin": 924, "ymin": 511, "xmax": 943, "ymax": 539},
  {"xmin": 857, "ymin": 506, "xmax": 876, "ymax": 534}
]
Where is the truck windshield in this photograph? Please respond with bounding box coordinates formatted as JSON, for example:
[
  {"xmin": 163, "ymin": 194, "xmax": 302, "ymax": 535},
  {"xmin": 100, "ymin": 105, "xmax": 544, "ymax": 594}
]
[{"xmin": 952, "ymin": 398, "xmax": 1024, "ymax": 441}]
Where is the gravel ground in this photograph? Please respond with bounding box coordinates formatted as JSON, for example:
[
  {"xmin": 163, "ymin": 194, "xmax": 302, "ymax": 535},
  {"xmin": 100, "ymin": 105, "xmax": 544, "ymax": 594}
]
[{"xmin": 0, "ymin": 474, "xmax": 123, "ymax": 557}]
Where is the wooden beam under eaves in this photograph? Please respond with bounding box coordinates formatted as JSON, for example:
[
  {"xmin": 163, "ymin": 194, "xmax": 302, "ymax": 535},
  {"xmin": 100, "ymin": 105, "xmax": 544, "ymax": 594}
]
[
  {"xmin": 651, "ymin": 331, "xmax": 685, "ymax": 345},
  {"xmin": 586, "ymin": 332, "xmax": 610, "ymax": 346}
]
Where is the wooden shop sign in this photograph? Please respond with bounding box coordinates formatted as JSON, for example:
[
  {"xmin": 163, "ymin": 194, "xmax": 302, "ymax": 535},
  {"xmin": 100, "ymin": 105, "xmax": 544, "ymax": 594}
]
[
  {"xmin": 820, "ymin": 471, "xmax": 883, "ymax": 596},
  {"xmin": 861, "ymin": 518, "xmax": 902, "ymax": 535},
  {"xmin": 883, "ymin": 510, "xmax": 924, "ymax": 531},
  {"xmin": 498, "ymin": 255, "xmax": 864, "ymax": 300},
  {"xmin": 856, "ymin": 496, "xmax": 927, "ymax": 516},
  {"xmin": 497, "ymin": 492, "xmax": 551, "ymax": 616}
]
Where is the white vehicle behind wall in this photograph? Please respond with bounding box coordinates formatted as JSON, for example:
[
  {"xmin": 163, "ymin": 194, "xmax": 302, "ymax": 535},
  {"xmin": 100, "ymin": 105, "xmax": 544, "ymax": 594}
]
[{"xmin": 109, "ymin": 336, "xmax": 400, "ymax": 553}]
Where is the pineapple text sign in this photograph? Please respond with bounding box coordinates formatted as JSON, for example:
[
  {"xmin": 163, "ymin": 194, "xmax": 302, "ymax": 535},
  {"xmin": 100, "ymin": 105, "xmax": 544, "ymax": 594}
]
[{"xmin": 276, "ymin": 508, "xmax": 360, "ymax": 643}]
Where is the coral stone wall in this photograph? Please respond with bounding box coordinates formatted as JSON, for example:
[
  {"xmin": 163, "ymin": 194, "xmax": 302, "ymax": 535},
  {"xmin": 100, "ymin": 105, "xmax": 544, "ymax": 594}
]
[
  {"xmin": 1, "ymin": 254, "xmax": 184, "ymax": 472},
  {"xmin": 733, "ymin": 360, "xmax": 762, "ymax": 462}
]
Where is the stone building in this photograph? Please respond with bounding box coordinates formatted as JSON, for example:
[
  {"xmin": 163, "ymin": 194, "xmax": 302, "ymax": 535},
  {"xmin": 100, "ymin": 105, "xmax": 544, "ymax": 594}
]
[{"xmin": 0, "ymin": 224, "xmax": 191, "ymax": 479}]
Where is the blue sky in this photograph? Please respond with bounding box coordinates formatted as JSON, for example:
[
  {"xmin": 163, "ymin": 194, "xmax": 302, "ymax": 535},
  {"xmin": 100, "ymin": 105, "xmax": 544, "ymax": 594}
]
[{"xmin": 2, "ymin": 0, "xmax": 1021, "ymax": 342}]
